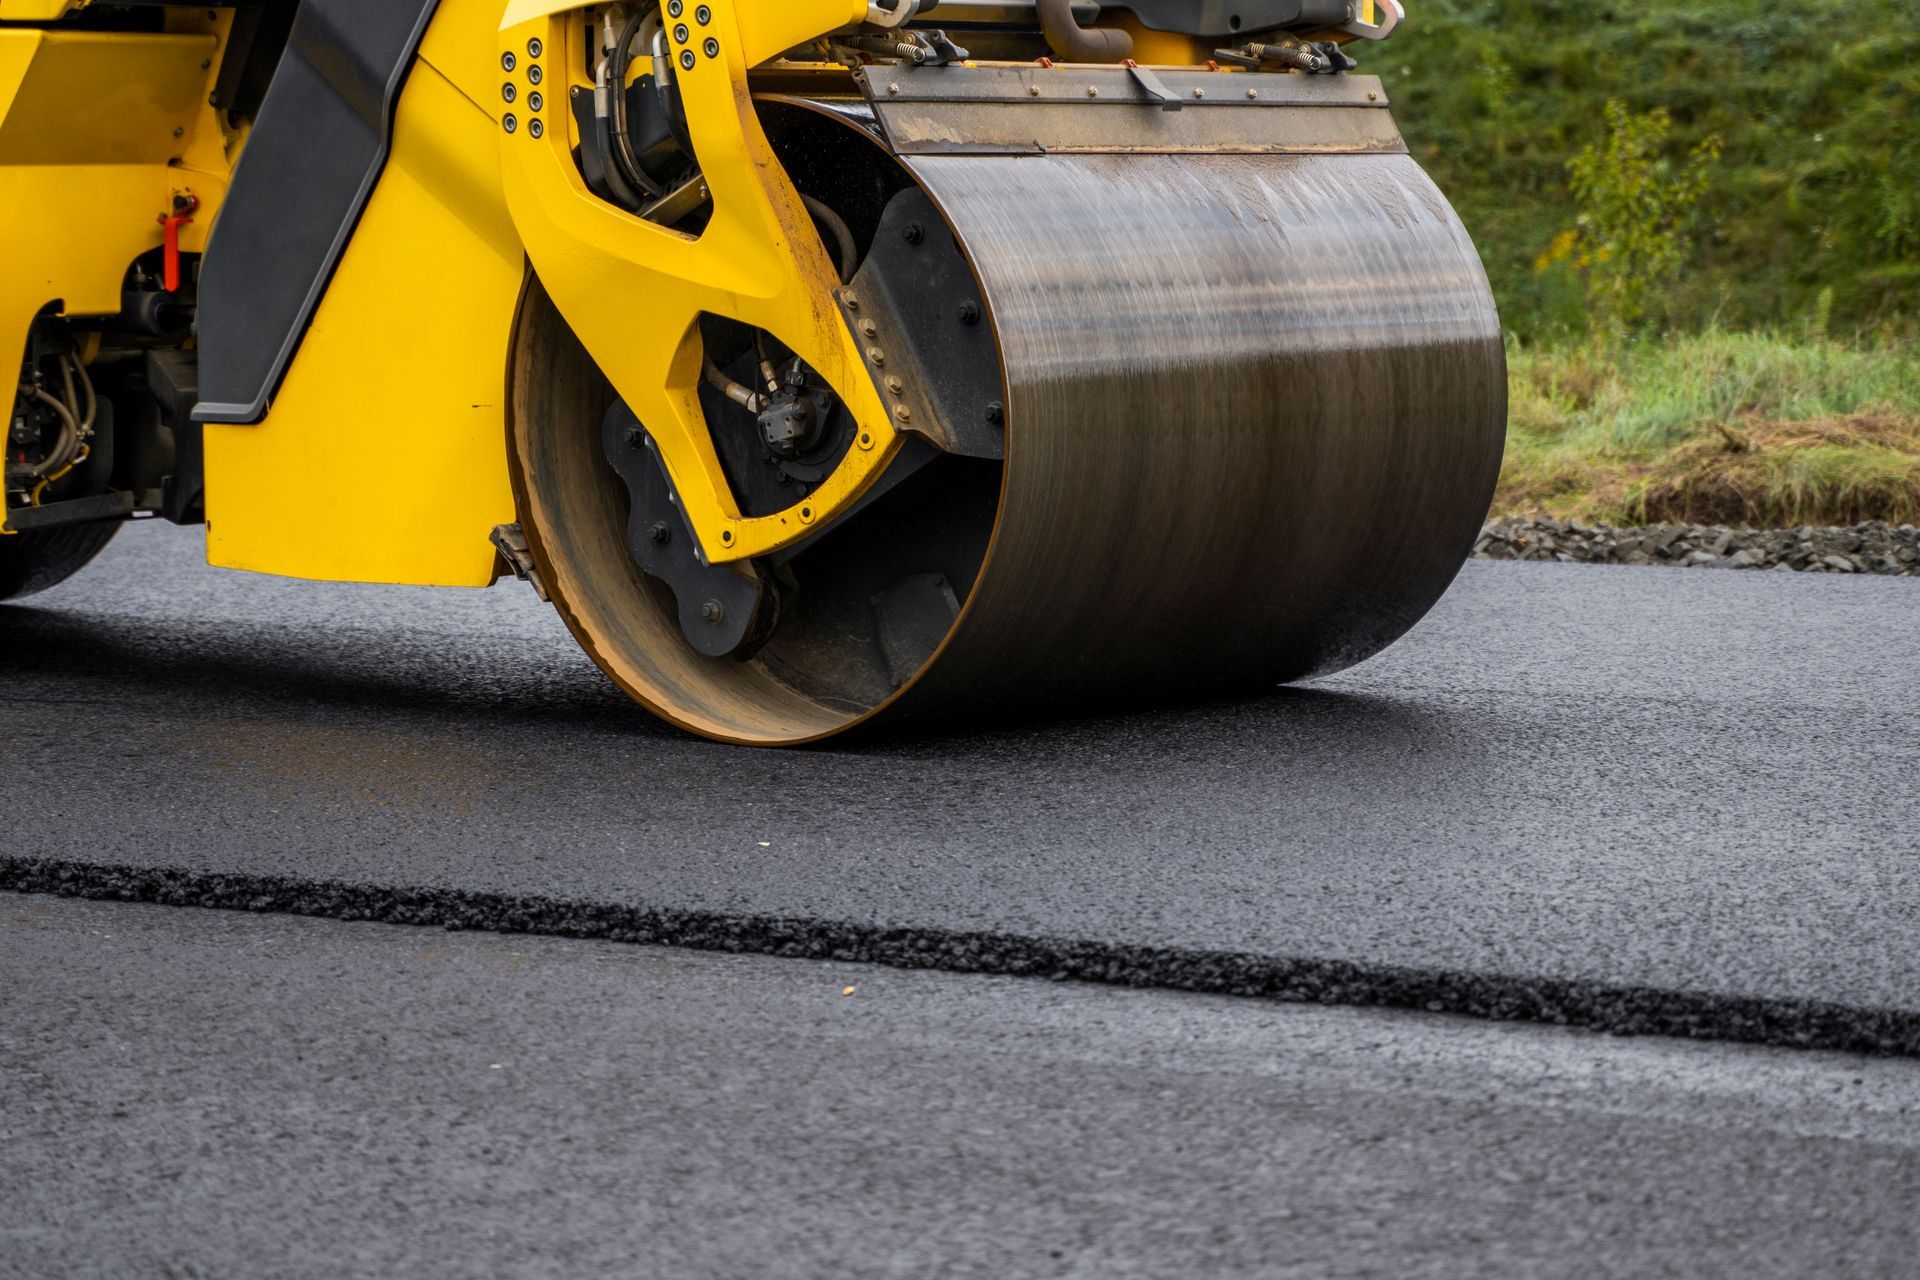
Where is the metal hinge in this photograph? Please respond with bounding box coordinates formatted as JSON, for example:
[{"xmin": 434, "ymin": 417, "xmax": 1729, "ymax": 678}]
[{"xmin": 490, "ymin": 522, "xmax": 550, "ymax": 601}]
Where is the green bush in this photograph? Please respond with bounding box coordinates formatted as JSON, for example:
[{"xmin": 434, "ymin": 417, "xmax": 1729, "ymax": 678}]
[{"xmin": 1377, "ymin": 0, "xmax": 1920, "ymax": 340}]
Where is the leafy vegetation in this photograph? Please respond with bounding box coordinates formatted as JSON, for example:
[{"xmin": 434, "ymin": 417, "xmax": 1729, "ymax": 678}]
[
  {"xmin": 1369, "ymin": 2, "xmax": 1920, "ymax": 523},
  {"xmin": 1379, "ymin": 0, "xmax": 1919, "ymax": 340}
]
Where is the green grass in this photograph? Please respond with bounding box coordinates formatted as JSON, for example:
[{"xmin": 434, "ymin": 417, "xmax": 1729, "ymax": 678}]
[
  {"xmin": 1497, "ymin": 331, "xmax": 1920, "ymax": 525},
  {"xmin": 1381, "ymin": 0, "xmax": 1920, "ymax": 341}
]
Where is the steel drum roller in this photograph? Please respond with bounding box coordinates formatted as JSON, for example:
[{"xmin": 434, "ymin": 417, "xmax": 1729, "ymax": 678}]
[{"xmin": 510, "ymin": 125, "xmax": 1504, "ymax": 744}]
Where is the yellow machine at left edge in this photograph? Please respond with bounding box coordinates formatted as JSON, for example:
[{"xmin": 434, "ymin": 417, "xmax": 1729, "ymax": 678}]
[{"xmin": 2, "ymin": 0, "xmax": 1505, "ymax": 746}]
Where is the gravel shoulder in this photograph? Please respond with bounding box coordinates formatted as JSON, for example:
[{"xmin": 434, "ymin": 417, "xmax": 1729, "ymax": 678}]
[{"xmin": 1478, "ymin": 518, "xmax": 1920, "ymax": 574}]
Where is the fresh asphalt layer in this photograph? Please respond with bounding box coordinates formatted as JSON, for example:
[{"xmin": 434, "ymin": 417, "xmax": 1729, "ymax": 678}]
[
  {"xmin": 5, "ymin": 892, "xmax": 1918, "ymax": 1280},
  {"xmin": 1, "ymin": 523, "xmax": 1917, "ymax": 1051}
]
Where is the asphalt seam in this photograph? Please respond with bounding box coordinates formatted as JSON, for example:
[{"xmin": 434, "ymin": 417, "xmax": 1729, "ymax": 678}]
[{"xmin": 6, "ymin": 855, "xmax": 1915, "ymax": 1058}]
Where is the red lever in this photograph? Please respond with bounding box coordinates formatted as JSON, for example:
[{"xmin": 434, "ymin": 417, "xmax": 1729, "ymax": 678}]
[{"xmin": 158, "ymin": 193, "xmax": 199, "ymax": 293}]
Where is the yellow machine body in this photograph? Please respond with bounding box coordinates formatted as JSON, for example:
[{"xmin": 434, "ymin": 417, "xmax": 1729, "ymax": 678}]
[
  {"xmin": 3, "ymin": 0, "xmax": 1505, "ymax": 746},
  {"xmin": 0, "ymin": 12, "xmax": 229, "ymax": 525},
  {"xmin": 201, "ymin": 13, "xmax": 522, "ymax": 586}
]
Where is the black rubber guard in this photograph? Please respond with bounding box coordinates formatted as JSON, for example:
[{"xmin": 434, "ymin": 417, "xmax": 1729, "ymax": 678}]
[{"xmin": 192, "ymin": 0, "xmax": 442, "ymax": 425}]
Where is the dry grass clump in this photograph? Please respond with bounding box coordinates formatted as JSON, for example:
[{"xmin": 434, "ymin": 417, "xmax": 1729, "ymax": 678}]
[{"xmin": 1496, "ymin": 331, "xmax": 1920, "ymax": 527}]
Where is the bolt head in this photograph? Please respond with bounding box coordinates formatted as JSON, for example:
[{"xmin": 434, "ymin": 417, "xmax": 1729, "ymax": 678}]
[
  {"xmin": 985, "ymin": 401, "xmax": 1005, "ymax": 425},
  {"xmin": 902, "ymin": 222, "xmax": 924, "ymax": 245},
  {"xmin": 957, "ymin": 301, "xmax": 980, "ymax": 325},
  {"xmin": 625, "ymin": 426, "xmax": 645, "ymax": 448},
  {"xmin": 701, "ymin": 600, "xmax": 723, "ymax": 623},
  {"xmin": 649, "ymin": 521, "xmax": 671, "ymax": 545}
]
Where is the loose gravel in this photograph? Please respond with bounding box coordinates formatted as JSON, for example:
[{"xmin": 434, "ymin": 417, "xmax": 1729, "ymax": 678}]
[{"xmin": 1477, "ymin": 519, "xmax": 1920, "ymax": 575}]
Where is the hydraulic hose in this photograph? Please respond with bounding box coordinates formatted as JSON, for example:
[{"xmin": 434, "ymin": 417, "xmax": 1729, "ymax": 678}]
[
  {"xmin": 608, "ymin": 7, "xmax": 667, "ymax": 201},
  {"xmin": 799, "ymin": 194, "xmax": 857, "ymax": 283},
  {"xmin": 1036, "ymin": 0, "xmax": 1132, "ymax": 62}
]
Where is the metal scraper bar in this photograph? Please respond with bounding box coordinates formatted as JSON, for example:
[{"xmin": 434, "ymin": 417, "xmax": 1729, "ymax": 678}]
[{"xmin": 855, "ymin": 65, "xmax": 1403, "ymax": 155}]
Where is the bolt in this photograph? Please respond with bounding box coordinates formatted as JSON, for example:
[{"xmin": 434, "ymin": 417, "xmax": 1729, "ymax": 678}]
[
  {"xmin": 680, "ymin": 49, "xmax": 695, "ymax": 70},
  {"xmin": 859, "ymin": 319, "xmax": 878, "ymax": 338},
  {"xmin": 200, "ymin": 58, "xmax": 211, "ymax": 69},
  {"xmin": 1368, "ymin": 91, "xmax": 1379, "ymax": 101},
  {"xmin": 932, "ymin": 575, "xmax": 946, "ymax": 588},
  {"xmin": 529, "ymin": 119, "xmax": 544, "ymax": 138},
  {"xmin": 667, "ymin": 0, "xmax": 683, "ymax": 15},
  {"xmin": 704, "ymin": 37, "xmax": 719, "ymax": 57},
  {"xmin": 888, "ymin": 82, "xmax": 901, "ymax": 96},
  {"xmin": 696, "ymin": 4, "xmax": 712, "ymax": 23},
  {"xmin": 702, "ymin": 600, "xmax": 724, "ymax": 624},
  {"xmin": 649, "ymin": 521, "xmax": 671, "ymax": 544},
  {"xmin": 956, "ymin": 301, "xmax": 980, "ymax": 325},
  {"xmin": 866, "ymin": 346, "xmax": 885, "ymax": 366},
  {"xmin": 172, "ymin": 126, "xmax": 184, "ymax": 137},
  {"xmin": 527, "ymin": 36, "xmax": 543, "ymax": 57},
  {"xmin": 529, "ymin": 65, "xmax": 543, "ymax": 84},
  {"xmin": 1028, "ymin": 85, "xmax": 1042, "ymax": 96},
  {"xmin": 625, "ymin": 425, "xmax": 645, "ymax": 448},
  {"xmin": 502, "ymin": 82, "xmax": 517, "ymax": 102},
  {"xmin": 844, "ymin": 294, "xmax": 860, "ymax": 310},
  {"xmin": 1246, "ymin": 88, "xmax": 1258, "ymax": 99},
  {"xmin": 885, "ymin": 375, "xmax": 905, "ymax": 395},
  {"xmin": 901, "ymin": 221, "xmax": 924, "ymax": 245},
  {"xmin": 893, "ymin": 404, "xmax": 912, "ymax": 423},
  {"xmin": 1086, "ymin": 85, "xmax": 1099, "ymax": 97},
  {"xmin": 985, "ymin": 401, "xmax": 1005, "ymax": 425},
  {"xmin": 673, "ymin": 22, "xmax": 689, "ymax": 43},
  {"xmin": 1193, "ymin": 87, "xmax": 1205, "ymax": 99},
  {"xmin": 502, "ymin": 51, "xmax": 516, "ymax": 72}
]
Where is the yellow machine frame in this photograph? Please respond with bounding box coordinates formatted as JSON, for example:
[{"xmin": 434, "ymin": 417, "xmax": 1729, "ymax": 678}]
[{"xmin": 2, "ymin": 0, "xmax": 1377, "ymax": 581}]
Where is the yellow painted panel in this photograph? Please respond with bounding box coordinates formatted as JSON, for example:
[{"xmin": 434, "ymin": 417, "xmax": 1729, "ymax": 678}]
[
  {"xmin": 0, "ymin": 30, "xmax": 211, "ymax": 164},
  {"xmin": 203, "ymin": 61, "xmax": 521, "ymax": 587},
  {"xmin": 419, "ymin": 0, "xmax": 508, "ymax": 123},
  {"xmin": 0, "ymin": 0, "xmax": 87, "ymax": 20}
]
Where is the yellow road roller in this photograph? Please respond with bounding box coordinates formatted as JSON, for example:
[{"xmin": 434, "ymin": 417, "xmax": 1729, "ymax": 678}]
[{"xmin": 1, "ymin": 0, "xmax": 1503, "ymax": 743}]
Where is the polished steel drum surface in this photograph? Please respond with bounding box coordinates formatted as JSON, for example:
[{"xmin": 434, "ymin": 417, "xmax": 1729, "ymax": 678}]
[
  {"xmin": 511, "ymin": 148, "xmax": 1505, "ymax": 743},
  {"xmin": 889, "ymin": 150, "xmax": 1506, "ymax": 721}
]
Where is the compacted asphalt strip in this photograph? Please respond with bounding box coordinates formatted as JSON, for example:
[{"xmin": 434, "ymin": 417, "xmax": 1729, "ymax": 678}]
[
  {"xmin": 4, "ymin": 892, "xmax": 1918, "ymax": 1280},
  {"xmin": 1, "ymin": 522, "xmax": 1916, "ymax": 1051}
]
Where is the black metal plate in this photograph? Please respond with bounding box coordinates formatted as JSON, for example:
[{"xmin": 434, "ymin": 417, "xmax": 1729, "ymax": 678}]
[
  {"xmin": 601, "ymin": 400, "xmax": 772, "ymax": 659},
  {"xmin": 193, "ymin": 0, "xmax": 441, "ymax": 424},
  {"xmin": 834, "ymin": 187, "xmax": 1004, "ymax": 461}
]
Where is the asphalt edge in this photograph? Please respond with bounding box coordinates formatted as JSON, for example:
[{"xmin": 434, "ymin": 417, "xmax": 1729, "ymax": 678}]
[{"xmin": 6, "ymin": 855, "xmax": 1915, "ymax": 1057}]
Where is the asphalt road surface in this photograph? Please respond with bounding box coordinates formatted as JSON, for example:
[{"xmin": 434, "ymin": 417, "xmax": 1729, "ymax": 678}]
[
  {"xmin": 6, "ymin": 893, "xmax": 1919, "ymax": 1279},
  {"xmin": 3, "ymin": 522, "xmax": 1918, "ymax": 1276}
]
